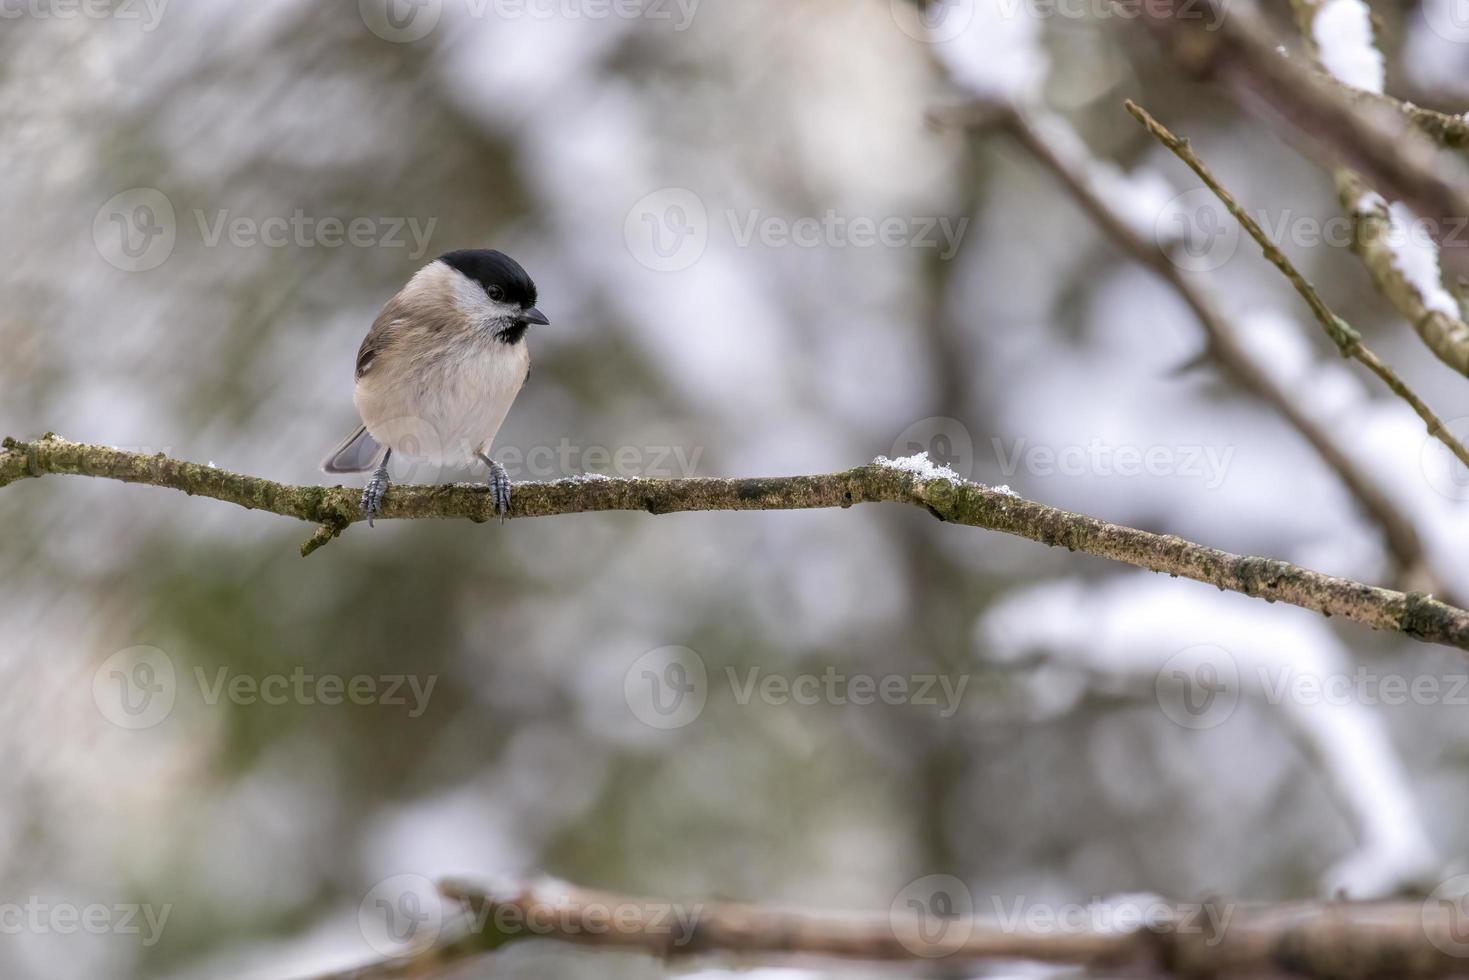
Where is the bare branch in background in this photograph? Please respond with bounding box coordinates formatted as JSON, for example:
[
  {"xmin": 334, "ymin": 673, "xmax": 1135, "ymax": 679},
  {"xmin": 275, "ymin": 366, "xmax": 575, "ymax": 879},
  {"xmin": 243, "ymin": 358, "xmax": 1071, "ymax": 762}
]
[
  {"xmin": 931, "ymin": 99, "xmax": 1442, "ymax": 598},
  {"xmin": 4, "ymin": 434, "xmax": 1469, "ymax": 650},
  {"xmin": 1127, "ymin": 101, "xmax": 1469, "ymax": 475},
  {"xmin": 1130, "ymin": 0, "xmax": 1469, "ymax": 279},
  {"xmin": 317, "ymin": 876, "xmax": 1469, "ymax": 979},
  {"xmin": 1285, "ymin": 0, "xmax": 1469, "ymax": 376}
]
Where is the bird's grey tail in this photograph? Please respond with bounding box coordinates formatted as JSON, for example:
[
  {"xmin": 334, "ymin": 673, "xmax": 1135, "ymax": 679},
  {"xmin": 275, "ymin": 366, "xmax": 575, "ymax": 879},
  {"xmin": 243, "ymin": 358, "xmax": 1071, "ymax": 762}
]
[{"xmin": 322, "ymin": 425, "xmax": 384, "ymax": 474}]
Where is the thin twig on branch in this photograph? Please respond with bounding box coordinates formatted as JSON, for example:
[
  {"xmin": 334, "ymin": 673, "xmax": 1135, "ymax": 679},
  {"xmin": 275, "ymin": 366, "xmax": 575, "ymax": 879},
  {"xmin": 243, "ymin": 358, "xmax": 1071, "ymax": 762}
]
[
  {"xmin": 930, "ymin": 99, "xmax": 1439, "ymax": 597},
  {"xmin": 4, "ymin": 434, "xmax": 1469, "ymax": 650},
  {"xmin": 317, "ymin": 876, "xmax": 1469, "ymax": 979},
  {"xmin": 1126, "ymin": 100, "xmax": 1469, "ymax": 474}
]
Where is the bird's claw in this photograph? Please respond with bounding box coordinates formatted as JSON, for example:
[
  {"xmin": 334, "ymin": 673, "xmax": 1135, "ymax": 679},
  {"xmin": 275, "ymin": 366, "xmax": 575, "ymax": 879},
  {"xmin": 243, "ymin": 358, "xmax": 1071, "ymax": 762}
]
[
  {"xmin": 488, "ymin": 459, "xmax": 511, "ymax": 522},
  {"xmin": 361, "ymin": 466, "xmax": 389, "ymax": 527}
]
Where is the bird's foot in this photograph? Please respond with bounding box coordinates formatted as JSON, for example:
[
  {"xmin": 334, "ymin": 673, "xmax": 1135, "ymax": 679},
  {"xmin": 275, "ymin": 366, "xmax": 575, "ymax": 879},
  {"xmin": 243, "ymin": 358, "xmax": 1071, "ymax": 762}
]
[
  {"xmin": 361, "ymin": 462, "xmax": 391, "ymax": 527},
  {"xmin": 480, "ymin": 454, "xmax": 511, "ymax": 521}
]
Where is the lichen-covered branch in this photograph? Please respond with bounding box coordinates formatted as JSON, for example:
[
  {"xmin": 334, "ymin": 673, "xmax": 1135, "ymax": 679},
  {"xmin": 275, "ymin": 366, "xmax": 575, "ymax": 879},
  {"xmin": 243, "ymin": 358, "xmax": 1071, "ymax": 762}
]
[
  {"xmin": 5, "ymin": 434, "xmax": 1469, "ymax": 651},
  {"xmin": 931, "ymin": 99, "xmax": 1438, "ymax": 597},
  {"xmin": 1127, "ymin": 101, "xmax": 1469, "ymax": 474},
  {"xmin": 320, "ymin": 876, "xmax": 1469, "ymax": 979}
]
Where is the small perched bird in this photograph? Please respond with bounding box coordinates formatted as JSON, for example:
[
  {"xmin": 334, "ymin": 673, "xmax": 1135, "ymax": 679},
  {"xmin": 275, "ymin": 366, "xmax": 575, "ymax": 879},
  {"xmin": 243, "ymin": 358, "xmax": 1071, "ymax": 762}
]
[{"xmin": 321, "ymin": 249, "xmax": 549, "ymax": 523}]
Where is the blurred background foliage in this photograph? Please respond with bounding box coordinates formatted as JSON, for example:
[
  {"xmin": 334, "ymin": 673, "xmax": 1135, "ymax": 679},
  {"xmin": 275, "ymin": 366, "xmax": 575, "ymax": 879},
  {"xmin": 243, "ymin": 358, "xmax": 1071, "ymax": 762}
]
[{"xmin": 4, "ymin": 1, "xmax": 1469, "ymax": 977}]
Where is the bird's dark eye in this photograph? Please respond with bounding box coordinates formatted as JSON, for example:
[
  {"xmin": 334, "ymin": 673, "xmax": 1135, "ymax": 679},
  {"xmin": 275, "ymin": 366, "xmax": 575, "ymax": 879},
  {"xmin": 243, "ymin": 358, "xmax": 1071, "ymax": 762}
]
[{"xmin": 487, "ymin": 285, "xmax": 505, "ymax": 301}]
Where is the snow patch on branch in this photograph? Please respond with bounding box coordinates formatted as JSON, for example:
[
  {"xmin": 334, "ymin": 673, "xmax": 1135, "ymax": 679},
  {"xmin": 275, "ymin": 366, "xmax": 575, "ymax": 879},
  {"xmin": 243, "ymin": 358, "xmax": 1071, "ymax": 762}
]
[
  {"xmin": 874, "ymin": 451, "xmax": 962, "ymax": 482},
  {"xmin": 1351, "ymin": 193, "xmax": 1462, "ymax": 319},
  {"xmin": 1386, "ymin": 202, "xmax": 1462, "ymax": 319},
  {"xmin": 1312, "ymin": 0, "xmax": 1385, "ymax": 94}
]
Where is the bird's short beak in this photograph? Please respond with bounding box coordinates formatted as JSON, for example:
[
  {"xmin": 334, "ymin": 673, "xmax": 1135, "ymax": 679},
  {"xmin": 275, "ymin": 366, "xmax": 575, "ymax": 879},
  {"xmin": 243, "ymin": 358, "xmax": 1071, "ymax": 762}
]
[{"xmin": 519, "ymin": 307, "xmax": 550, "ymax": 326}]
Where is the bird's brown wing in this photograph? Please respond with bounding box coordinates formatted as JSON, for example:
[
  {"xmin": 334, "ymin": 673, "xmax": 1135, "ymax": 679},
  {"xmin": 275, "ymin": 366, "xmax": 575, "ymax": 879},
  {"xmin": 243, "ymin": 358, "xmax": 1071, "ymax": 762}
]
[{"xmin": 355, "ymin": 295, "xmax": 409, "ymax": 380}]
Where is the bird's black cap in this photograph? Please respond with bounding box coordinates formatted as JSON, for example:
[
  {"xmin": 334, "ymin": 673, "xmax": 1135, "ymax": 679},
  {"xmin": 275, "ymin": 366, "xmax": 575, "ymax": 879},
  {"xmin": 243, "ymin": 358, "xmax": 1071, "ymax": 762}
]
[{"xmin": 438, "ymin": 249, "xmax": 539, "ymax": 309}]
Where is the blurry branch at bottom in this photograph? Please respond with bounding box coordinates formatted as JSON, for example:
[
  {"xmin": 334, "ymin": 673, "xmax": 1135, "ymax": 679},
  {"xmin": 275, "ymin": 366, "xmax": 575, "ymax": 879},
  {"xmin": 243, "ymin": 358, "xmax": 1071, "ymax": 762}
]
[
  {"xmin": 1127, "ymin": 100, "xmax": 1469, "ymax": 479},
  {"xmin": 4, "ymin": 433, "xmax": 1469, "ymax": 649},
  {"xmin": 929, "ymin": 99, "xmax": 1444, "ymax": 602},
  {"xmin": 319, "ymin": 877, "xmax": 1469, "ymax": 979}
]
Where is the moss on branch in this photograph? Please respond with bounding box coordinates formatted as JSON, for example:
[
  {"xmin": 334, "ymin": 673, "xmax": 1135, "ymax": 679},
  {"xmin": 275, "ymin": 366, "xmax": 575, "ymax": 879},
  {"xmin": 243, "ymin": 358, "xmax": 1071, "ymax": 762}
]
[{"xmin": 6, "ymin": 434, "xmax": 1469, "ymax": 650}]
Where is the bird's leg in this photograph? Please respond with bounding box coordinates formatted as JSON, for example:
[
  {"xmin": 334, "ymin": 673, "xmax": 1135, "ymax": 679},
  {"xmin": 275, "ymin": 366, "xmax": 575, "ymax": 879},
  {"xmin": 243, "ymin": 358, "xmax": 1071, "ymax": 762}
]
[
  {"xmin": 477, "ymin": 452, "xmax": 511, "ymax": 521},
  {"xmin": 361, "ymin": 448, "xmax": 392, "ymax": 527}
]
